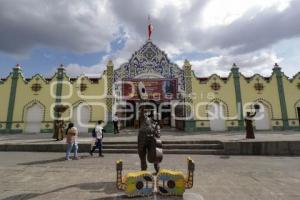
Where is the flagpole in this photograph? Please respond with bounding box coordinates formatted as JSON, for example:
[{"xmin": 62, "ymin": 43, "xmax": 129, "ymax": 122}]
[{"xmin": 148, "ymin": 15, "xmax": 153, "ymax": 41}]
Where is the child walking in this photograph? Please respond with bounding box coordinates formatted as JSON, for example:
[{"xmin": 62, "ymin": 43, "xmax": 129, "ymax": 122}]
[{"xmin": 65, "ymin": 123, "xmax": 79, "ymax": 160}]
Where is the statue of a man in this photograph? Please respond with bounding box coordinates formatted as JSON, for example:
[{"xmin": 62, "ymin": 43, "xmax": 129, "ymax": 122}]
[
  {"xmin": 53, "ymin": 113, "xmax": 64, "ymax": 141},
  {"xmin": 137, "ymin": 108, "xmax": 162, "ymax": 174},
  {"xmin": 245, "ymin": 104, "xmax": 260, "ymax": 139},
  {"xmin": 245, "ymin": 112, "xmax": 255, "ymax": 139}
]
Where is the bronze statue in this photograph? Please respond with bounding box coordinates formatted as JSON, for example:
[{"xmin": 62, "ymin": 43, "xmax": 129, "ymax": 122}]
[
  {"xmin": 138, "ymin": 109, "xmax": 163, "ymax": 173},
  {"xmin": 245, "ymin": 104, "xmax": 260, "ymax": 139},
  {"xmin": 115, "ymin": 81, "xmax": 194, "ymax": 197},
  {"xmin": 137, "ymin": 82, "xmax": 163, "ymax": 174},
  {"xmin": 53, "ymin": 119, "xmax": 64, "ymax": 141},
  {"xmin": 52, "ymin": 105, "xmax": 68, "ymax": 141}
]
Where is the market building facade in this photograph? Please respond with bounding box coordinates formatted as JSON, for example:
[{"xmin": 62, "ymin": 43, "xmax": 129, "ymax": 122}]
[{"xmin": 0, "ymin": 40, "xmax": 299, "ymax": 133}]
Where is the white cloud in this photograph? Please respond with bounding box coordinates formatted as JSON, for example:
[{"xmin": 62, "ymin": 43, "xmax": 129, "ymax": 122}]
[
  {"xmin": 0, "ymin": 0, "xmax": 118, "ymax": 55},
  {"xmin": 64, "ymin": 63, "xmax": 103, "ymax": 78},
  {"xmin": 272, "ymin": 37, "xmax": 300, "ymax": 77},
  {"xmin": 201, "ymin": 0, "xmax": 293, "ymax": 28},
  {"xmin": 1, "ymin": 0, "xmax": 300, "ymax": 78},
  {"xmin": 181, "ymin": 50, "xmax": 280, "ymax": 77}
]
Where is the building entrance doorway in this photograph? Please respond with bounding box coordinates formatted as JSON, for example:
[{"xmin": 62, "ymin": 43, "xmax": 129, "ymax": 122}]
[
  {"xmin": 72, "ymin": 104, "xmax": 90, "ymax": 133},
  {"xmin": 255, "ymin": 104, "xmax": 271, "ymax": 130},
  {"xmin": 25, "ymin": 103, "xmax": 43, "ymax": 133},
  {"xmin": 209, "ymin": 102, "xmax": 227, "ymax": 131},
  {"xmin": 160, "ymin": 104, "xmax": 171, "ymax": 128}
]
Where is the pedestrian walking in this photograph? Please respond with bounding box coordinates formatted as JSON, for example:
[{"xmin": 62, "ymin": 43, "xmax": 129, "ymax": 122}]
[
  {"xmin": 65, "ymin": 123, "xmax": 79, "ymax": 160},
  {"xmin": 113, "ymin": 113, "xmax": 119, "ymax": 134},
  {"xmin": 90, "ymin": 120, "xmax": 104, "ymax": 157}
]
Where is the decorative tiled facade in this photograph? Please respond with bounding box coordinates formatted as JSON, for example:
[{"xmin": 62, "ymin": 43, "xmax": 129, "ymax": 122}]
[{"xmin": 114, "ymin": 41, "xmax": 185, "ymax": 91}]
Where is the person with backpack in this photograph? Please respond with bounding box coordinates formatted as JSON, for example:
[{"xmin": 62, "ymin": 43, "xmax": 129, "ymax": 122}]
[
  {"xmin": 90, "ymin": 120, "xmax": 104, "ymax": 157},
  {"xmin": 65, "ymin": 123, "xmax": 79, "ymax": 160}
]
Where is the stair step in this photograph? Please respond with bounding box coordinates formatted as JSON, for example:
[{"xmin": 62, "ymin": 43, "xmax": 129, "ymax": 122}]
[
  {"xmin": 103, "ymin": 145, "xmax": 137, "ymax": 149},
  {"xmin": 163, "ymin": 149, "xmax": 224, "ymax": 155},
  {"xmin": 163, "ymin": 144, "xmax": 223, "ymax": 149},
  {"xmin": 103, "ymin": 141, "xmax": 136, "ymax": 145},
  {"xmin": 102, "ymin": 140, "xmax": 222, "ymax": 145},
  {"xmin": 102, "ymin": 144, "xmax": 223, "ymax": 150},
  {"xmin": 103, "ymin": 149, "xmax": 137, "ymax": 153},
  {"xmin": 102, "ymin": 149, "xmax": 224, "ymax": 155},
  {"xmin": 162, "ymin": 140, "xmax": 222, "ymax": 144}
]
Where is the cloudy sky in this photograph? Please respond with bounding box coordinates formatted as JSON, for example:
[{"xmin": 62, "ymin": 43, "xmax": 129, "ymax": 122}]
[{"xmin": 0, "ymin": 0, "xmax": 300, "ymax": 78}]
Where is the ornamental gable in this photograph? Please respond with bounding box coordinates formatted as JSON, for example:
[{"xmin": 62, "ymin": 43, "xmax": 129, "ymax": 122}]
[{"xmin": 114, "ymin": 41, "xmax": 185, "ymax": 90}]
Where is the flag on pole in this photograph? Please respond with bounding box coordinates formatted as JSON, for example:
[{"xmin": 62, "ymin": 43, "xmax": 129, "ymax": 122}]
[{"xmin": 148, "ymin": 15, "xmax": 153, "ymax": 40}]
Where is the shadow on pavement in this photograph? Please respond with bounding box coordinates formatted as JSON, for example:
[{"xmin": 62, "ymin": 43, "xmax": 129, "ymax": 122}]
[
  {"xmin": 26, "ymin": 139, "xmax": 63, "ymax": 144},
  {"xmin": 18, "ymin": 155, "xmax": 91, "ymax": 166},
  {"xmin": 1, "ymin": 181, "xmax": 116, "ymax": 200},
  {"xmin": 91, "ymin": 195, "xmax": 184, "ymax": 200},
  {"xmin": 2, "ymin": 180, "xmax": 204, "ymax": 200},
  {"xmin": 18, "ymin": 157, "xmax": 66, "ymax": 165},
  {"xmin": 91, "ymin": 193, "xmax": 204, "ymax": 200}
]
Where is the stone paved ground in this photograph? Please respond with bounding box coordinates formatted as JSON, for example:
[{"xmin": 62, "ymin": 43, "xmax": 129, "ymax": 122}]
[
  {"xmin": 0, "ymin": 130, "xmax": 300, "ymax": 145},
  {"xmin": 0, "ymin": 152, "xmax": 300, "ymax": 200}
]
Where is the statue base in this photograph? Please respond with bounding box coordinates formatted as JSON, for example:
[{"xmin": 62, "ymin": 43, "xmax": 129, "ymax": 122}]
[{"xmin": 116, "ymin": 158, "xmax": 195, "ymax": 197}]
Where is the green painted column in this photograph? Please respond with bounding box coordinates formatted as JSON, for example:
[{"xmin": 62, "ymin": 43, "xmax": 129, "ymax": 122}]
[
  {"xmin": 183, "ymin": 60, "xmax": 195, "ymax": 132},
  {"xmin": 273, "ymin": 63, "xmax": 289, "ymax": 130},
  {"xmin": 104, "ymin": 60, "xmax": 114, "ymax": 133},
  {"xmin": 231, "ymin": 63, "xmax": 244, "ymax": 130},
  {"xmin": 6, "ymin": 64, "xmax": 21, "ymax": 132},
  {"xmin": 54, "ymin": 65, "xmax": 65, "ymax": 118}
]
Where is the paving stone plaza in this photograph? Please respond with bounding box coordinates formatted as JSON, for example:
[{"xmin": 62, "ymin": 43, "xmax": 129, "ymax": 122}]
[
  {"xmin": 0, "ymin": 131, "xmax": 300, "ymax": 200},
  {"xmin": 0, "ymin": 152, "xmax": 300, "ymax": 200},
  {"xmin": 1, "ymin": 1, "xmax": 300, "ymax": 199}
]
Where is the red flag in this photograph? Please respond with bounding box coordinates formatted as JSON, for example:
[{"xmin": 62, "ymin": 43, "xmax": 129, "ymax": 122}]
[{"xmin": 148, "ymin": 16, "xmax": 153, "ymax": 40}]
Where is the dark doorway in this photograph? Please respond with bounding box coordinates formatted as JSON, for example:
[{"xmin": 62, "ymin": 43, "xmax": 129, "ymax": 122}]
[
  {"xmin": 175, "ymin": 104, "xmax": 185, "ymax": 130},
  {"xmin": 123, "ymin": 100, "xmax": 135, "ymax": 128},
  {"xmin": 160, "ymin": 104, "xmax": 171, "ymax": 128}
]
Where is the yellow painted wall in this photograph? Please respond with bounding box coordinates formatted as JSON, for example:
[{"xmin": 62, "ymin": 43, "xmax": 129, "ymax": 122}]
[
  {"xmin": 7, "ymin": 69, "xmax": 108, "ymax": 132},
  {"xmin": 4, "ymin": 68, "xmax": 108, "ymax": 132},
  {"xmin": 192, "ymin": 72, "xmax": 238, "ymax": 128},
  {"xmin": 12, "ymin": 73, "xmax": 56, "ymax": 130},
  {"xmin": 60, "ymin": 74, "xmax": 107, "ymax": 125},
  {"xmin": 1, "ymin": 65, "xmax": 299, "ymax": 132},
  {"xmin": 191, "ymin": 70, "xmax": 300, "ymax": 130},
  {"xmin": 0, "ymin": 75, "xmax": 12, "ymax": 126},
  {"xmin": 282, "ymin": 73, "xmax": 300, "ymax": 127},
  {"xmin": 239, "ymin": 73, "xmax": 282, "ymax": 128}
]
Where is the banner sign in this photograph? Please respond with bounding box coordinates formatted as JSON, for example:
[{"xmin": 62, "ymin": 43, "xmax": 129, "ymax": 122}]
[{"xmin": 122, "ymin": 79, "xmax": 177, "ymax": 101}]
